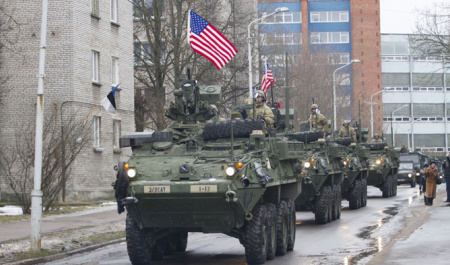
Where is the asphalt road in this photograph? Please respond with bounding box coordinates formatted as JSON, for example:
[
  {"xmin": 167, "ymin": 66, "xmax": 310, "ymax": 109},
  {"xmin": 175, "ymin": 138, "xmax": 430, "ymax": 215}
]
[{"xmin": 43, "ymin": 185, "xmax": 421, "ymax": 265}]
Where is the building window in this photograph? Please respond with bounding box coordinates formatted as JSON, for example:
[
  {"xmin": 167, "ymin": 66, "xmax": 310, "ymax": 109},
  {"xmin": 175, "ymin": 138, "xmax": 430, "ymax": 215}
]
[
  {"xmin": 92, "ymin": 50, "xmax": 99, "ymax": 83},
  {"xmin": 261, "ymin": 12, "xmax": 301, "ymax": 24},
  {"xmin": 113, "ymin": 120, "xmax": 121, "ymax": 149},
  {"xmin": 93, "ymin": 116, "xmax": 101, "ymax": 148},
  {"xmin": 134, "ymin": 42, "xmax": 166, "ymax": 66},
  {"xmin": 311, "ymin": 32, "xmax": 349, "ymax": 44},
  {"xmin": 310, "ymin": 11, "xmax": 349, "ymax": 23},
  {"xmin": 111, "ymin": 57, "xmax": 119, "ymax": 86},
  {"xmin": 261, "ymin": 33, "xmax": 302, "ymax": 46},
  {"xmin": 91, "ymin": 0, "xmax": 99, "ymax": 16},
  {"xmin": 111, "ymin": 0, "xmax": 118, "ymax": 23},
  {"xmin": 328, "ymin": 53, "xmax": 350, "ymax": 64}
]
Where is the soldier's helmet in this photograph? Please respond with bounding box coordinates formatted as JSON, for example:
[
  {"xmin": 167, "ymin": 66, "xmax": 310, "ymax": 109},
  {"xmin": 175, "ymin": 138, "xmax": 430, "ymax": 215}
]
[
  {"xmin": 231, "ymin": 111, "xmax": 242, "ymax": 120},
  {"xmin": 343, "ymin": 120, "xmax": 350, "ymax": 126},
  {"xmin": 255, "ymin": 90, "xmax": 266, "ymax": 100},
  {"xmin": 374, "ymin": 133, "xmax": 379, "ymax": 137},
  {"xmin": 311, "ymin": 104, "xmax": 318, "ymax": 109}
]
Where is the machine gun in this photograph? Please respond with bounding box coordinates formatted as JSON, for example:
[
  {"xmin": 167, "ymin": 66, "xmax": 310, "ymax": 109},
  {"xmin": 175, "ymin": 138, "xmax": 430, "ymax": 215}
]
[{"xmin": 165, "ymin": 69, "xmax": 222, "ymax": 124}]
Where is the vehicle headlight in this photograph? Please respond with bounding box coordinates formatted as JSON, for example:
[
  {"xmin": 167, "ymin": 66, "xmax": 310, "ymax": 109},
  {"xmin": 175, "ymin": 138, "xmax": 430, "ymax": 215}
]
[
  {"xmin": 416, "ymin": 172, "xmax": 420, "ymax": 176},
  {"xmin": 375, "ymin": 159, "xmax": 382, "ymax": 165},
  {"xmin": 225, "ymin": 166, "xmax": 236, "ymax": 177},
  {"xmin": 127, "ymin": 168, "xmax": 137, "ymax": 178},
  {"xmin": 304, "ymin": 161, "xmax": 311, "ymax": 169},
  {"xmin": 408, "ymin": 173, "xmax": 412, "ymax": 178},
  {"xmin": 343, "ymin": 161, "xmax": 347, "ymax": 166}
]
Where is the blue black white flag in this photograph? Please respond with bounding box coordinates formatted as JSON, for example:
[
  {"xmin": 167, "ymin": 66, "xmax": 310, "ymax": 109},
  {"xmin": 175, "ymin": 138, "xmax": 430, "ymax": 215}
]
[{"xmin": 101, "ymin": 84, "xmax": 118, "ymax": 114}]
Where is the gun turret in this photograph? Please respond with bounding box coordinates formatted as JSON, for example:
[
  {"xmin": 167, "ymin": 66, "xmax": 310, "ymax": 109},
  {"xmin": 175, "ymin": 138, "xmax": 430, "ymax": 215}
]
[{"xmin": 165, "ymin": 69, "xmax": 222, "ymax": 124}]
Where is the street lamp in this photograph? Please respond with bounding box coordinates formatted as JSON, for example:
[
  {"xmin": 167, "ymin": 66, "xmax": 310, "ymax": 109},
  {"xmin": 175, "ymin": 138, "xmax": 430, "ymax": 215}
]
[
  {"xmin": 248, "ymin": 7, "xmax": 289, "ymax": 98},
  {"xmin": 391, "ymin": 104, "xmax": 408, "ymax": 147},
  {"xmin": 370, "ymin": 90, "xmax": 383, "ymax": 138},
  {"xmin": 333, "ymin": 59, "xmax": 360, "ymax": 132}
]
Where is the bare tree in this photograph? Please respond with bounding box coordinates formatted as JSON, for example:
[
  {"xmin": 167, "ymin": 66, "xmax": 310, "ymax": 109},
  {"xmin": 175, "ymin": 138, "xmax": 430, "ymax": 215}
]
[
  {"xmin": 133, "ymin": 0, "xmax": 253, "ymax": 130},
  {"xmin": 410, "ymin": 3, "xmax": 450, "ymax": 67},
  {"xmin": 0, "ymin": 111, "xmax": 92, "ymax": 213}
]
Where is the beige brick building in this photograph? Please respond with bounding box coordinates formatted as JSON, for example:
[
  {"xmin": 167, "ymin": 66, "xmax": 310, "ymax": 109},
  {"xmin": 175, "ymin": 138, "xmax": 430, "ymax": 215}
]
[{"xmin": 0, "ymin": 0, "xmax": 135, "ymax": 202}]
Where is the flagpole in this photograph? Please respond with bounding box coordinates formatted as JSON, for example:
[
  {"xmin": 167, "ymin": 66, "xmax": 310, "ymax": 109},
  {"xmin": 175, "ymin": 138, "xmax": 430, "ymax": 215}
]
[{"xmin": 187, "ymin": 10, "xmax": 191, "ymax": 44}]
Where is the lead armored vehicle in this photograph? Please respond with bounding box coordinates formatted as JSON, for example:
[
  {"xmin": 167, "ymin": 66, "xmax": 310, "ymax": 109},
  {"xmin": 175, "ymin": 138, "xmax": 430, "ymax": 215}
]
[
  {"xmin": 114, "ymin": 74, "xmax": 302, "ymax": 264},
  {"xmin": 363, "ymin": 143, "xmax": 400, "ymax": 197}
]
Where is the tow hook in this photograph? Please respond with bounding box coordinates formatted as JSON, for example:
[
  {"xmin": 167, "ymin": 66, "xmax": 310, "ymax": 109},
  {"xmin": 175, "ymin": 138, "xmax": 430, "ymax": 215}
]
[{"xmin": 225, "ymin": 191, "xmax": 238, "ymax": 203}]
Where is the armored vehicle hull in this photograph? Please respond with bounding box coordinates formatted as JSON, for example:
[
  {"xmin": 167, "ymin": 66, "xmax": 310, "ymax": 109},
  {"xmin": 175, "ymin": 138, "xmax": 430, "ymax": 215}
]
[
  {"xmin": 363, "ymin": 142, "xmax": 399, "ymax": 197},
  {"xmin": 115, "ymin": 120, "xmax": 303, "ymax": 264}
]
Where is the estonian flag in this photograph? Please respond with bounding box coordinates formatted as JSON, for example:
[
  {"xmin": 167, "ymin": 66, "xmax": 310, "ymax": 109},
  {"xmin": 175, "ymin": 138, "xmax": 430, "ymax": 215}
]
[{"xmin": 101, "ymin": 84, "xmax": 118, "ymax": 114}]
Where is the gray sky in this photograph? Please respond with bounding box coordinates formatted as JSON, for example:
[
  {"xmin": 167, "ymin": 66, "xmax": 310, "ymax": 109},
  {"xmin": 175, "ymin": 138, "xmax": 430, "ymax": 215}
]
[{"xmin": 380, "ymin": 0, "xmax": 445, "ymax": 34}]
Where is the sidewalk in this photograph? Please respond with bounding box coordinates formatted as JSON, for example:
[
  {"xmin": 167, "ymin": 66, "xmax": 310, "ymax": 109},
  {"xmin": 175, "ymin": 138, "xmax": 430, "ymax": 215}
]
[{"xmin": 367, "ymin": 185, "xmax": 450, "ymax": 264}]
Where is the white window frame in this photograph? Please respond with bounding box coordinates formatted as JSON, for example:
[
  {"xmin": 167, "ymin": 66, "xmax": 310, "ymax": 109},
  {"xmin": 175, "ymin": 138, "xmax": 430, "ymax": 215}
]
[
  {"xmin": 113, "ymin": 120, "xmax": 121, "ymax": 149},
  {"xmin": 310, "ymin": 32, "xmax": 349, "ymax": 44},
  {"xmin": 92, "ymin": 50, "xmax": 99, "ymax": 83},
  {"xmin": 111, "ymin": 0, "xmax": 118, "ymax": 23},
  {"xmin": 328, "ymin": 53, "xmax": 350, "ymax": 64},
  {"xmin": 91, "ymin": 0, "xmax": 99, "ymax": 16},
  {"xmin": 261, "ymin": 12, "xmax": 301, "ymax": 24},
  {"xmin": 93, "ymin": 116, "xmax": 101, "ymax": 148},
  {"xmin": 310, "ymin": 11, "xmax": 349, "ymax": 23},
  {"xmin": 111, "ymin": 57, "xmax": 119, "ymax": 86}
]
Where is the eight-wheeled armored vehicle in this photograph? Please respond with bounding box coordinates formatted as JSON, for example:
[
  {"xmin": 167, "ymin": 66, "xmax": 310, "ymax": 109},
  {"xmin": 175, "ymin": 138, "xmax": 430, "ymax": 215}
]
[{"xmin": 114, "ymin": 74, "xmax": 302, "ymax": 264}]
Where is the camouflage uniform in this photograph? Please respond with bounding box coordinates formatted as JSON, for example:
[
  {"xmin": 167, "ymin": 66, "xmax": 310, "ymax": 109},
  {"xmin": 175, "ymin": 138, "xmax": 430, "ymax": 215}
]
[
  {"xmin": 309, "ymin": 113, "xmax": 328, "ymax": 134},
  {"xmin": 338, "ymin": 124, "xmax": 356, "ymax": 142},
  {"xmin": 372, "ymin": 134, "xmax": 382, "ymax": 143},
  {"xmin": 249, "ymin": 90, "xmax": 274, "ymax": 126}
]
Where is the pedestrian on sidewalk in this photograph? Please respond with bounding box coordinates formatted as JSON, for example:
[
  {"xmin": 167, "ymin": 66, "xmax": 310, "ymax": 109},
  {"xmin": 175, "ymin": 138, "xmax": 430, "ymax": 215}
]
[
  {"xmin": 424, "ymin": 161, "xmax": 438, "ymax": 206},
  {"xmin": 442, "ymin": 152, "xmax": 450, "ymax": 202}
]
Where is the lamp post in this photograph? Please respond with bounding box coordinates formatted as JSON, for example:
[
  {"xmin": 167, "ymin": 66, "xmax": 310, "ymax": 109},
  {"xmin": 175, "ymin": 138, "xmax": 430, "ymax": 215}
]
[
  {"xmin": 333, "ymin": 59, "xmax": 360, "ymax": 132},
  {"xmin": 391, "ymin": 104, "xmax": 408, "ymax": 147},
  {"xmin": 370, "ymin": 90, "xmax": 383, "ymax": 138},
  {"xmin": 248, "ymin": 7, "xmax": 289, "ymax": 98}
]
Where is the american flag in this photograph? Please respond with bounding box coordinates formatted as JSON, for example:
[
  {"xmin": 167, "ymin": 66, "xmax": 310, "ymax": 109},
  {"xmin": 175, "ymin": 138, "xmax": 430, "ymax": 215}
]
[
  {"xmin": 261, "ymin": 62, "xmax": 274, "ymax": 93},
  {"xmin": 188, "ymin": 10, "xmax": 238, "ymax": 70}
]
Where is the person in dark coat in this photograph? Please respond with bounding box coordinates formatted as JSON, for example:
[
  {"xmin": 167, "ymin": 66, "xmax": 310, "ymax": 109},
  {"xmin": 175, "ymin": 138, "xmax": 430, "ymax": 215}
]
[
  {"xmin": 424, "ymin": 161, "xmax": 438, "ymax": 206},
  {"xmin": 442, "ymin": 152, "xmax": 450, "ymax": 202}
]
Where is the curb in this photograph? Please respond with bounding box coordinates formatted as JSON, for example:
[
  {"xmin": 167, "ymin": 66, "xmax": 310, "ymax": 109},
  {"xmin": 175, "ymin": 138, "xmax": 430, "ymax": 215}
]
[{"xmin": 5, "ymin": 238, "xmax": 126, "ymax": 265}]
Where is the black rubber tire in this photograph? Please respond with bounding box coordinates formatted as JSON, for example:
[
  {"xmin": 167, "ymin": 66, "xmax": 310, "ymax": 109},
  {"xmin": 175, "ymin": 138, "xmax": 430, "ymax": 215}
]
[
  {"xmin": 334, "ymin": 137, "xmax": 354, "ymax": 146},
  {"xmin": 361, "ymin": 179, "xmax": 368, "ymax": 207},
  {"xmin": 325, "ymin": 186, "xmax": 332, "ymax": 223},
  {"xmin": 288, "ymin": 130, "xmax": 324, "ymax": 143},
  {"xmin": 164, "ymin": 234, "xmax": 177, "ymax": 255},
  {"xmin": 382, "ymin": 175, "xmax": 391, "ymax": 198},
  {"xmin": 175, "ymin": 231, "xmax": 188, "ymax": 252},
  {"xmin": 275, "ymin": 201, "xmax": 288, "ymax": 255},
  {"xmin": 336, "ymin": 185, "xmax": 342, "ymax": 219},
  {"xmin": 315, "ymin": 187, "xmax": 330, "ymax": 224},
  {"xmin": 245, "ymin": 204, "xmax": 269, "ymax": 264},
  {"xmin": 286, "ymin": 199, "xmax": 296, "ymax": 251},
  {"xmin": 203, "ymin": 119, "xmax": 263, "ymax": 140},
  {"xmin": 265, "ymin": 203, "xmax": 277, "ymax": 260},
  {"xmin": 349, "ymin": 180, "xmax": 361, "ymax": 209},
  {"xmin": 331, "ymin": 185, "xmax": 341, "ymax": 220},
  {"xmin": 126, "ymin": 214, "xmax": 152, "ymax": 265},
  {"xmin": 362, "ymin": 142, "xmax": 388, "ymax": 150},
  {"xmin": 151, "ymin": 238, "xmax": 166, "ymax": 260},
  {"xmin": 392, "ymin": 175, "xmax": 398, "ymax": 196}
]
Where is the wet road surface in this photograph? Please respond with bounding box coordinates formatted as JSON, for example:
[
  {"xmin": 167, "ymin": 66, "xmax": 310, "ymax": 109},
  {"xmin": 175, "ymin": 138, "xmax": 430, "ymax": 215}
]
[{"xmin": 43, "ymin": 185, "xmax": 421, "ymax": 265}]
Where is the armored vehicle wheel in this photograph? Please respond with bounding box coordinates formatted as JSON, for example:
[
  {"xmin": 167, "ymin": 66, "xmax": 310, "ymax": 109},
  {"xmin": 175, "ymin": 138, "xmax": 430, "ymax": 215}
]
[
  {"xmin": 361, "ymin": 179, "xmax": 368, "ymax": 207},
  {"xmin": 288, "ymin": 130, "xmax": 323, "ymax": 143},
  {"xmin": 334, "ymin": 137, "xmax": 354, "ymax": 146},
  {"xmin": 165, "ymin": 234, "xmax": 177, "ymax": 255},
  {"xmin": 349, "ymin": 180, "xmax": 361, "ymax": 209},
  {"xmin": 275, "ymin": 201, "xmax": 288, "ymax": 255},
  {"xmin": 265, "ymin": 203, "xmax": 277, "ymax": 260},
  {"xmin": 245, "ymin": 204, "xmax": 269, "ymax": 264},
  {"xmin": 126, "ymin": 214, "xmax": 152, "ymax": 265},
  {"xmin": 151, "ymin": 238, "xmax": 167, "ymax": 260},
  {"xmin": 331, "ymin": 185, "xmax": 341, "ymax": 220},
  {"xmin": 175, "ymin": 231, "xmax": 188, "ymax": 252},
  {"xmin": 315, "ymin": 187, "xmax": 330, "ymax": 224},
  {"xmin": 203, "ymin": 119, "xmax": 263, "ymax": 140},
  {"xmin": 325, "ymin": 186, "xmax": 332, "ymax": 223},
  {"xmin": 286, "ymin": 199, "xmax": 296, "ymax": 251},
  {"xmin": 382, "ymin": 176, "xmax": 391, "ymax": 197},
  {"xmin": 392, "ymin": 175, "xmax": 398, "ymax": 196}
]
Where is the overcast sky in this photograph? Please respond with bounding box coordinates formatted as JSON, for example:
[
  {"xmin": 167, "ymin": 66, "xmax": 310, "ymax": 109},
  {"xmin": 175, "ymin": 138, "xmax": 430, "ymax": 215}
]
[{"xmin": 380, "ymin": 0, "xmax": 446, "ymax": 34}]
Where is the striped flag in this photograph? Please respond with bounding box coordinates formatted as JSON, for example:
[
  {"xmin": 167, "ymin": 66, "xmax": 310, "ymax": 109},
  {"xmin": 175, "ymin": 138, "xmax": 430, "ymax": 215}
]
[
  {"xmin": 101, "ymin": 84, "xmax": 119, "ymax": 114},
  {"xmin": 261, "ymin": 62, "xmax": 274, "ymax": 93},
  {"xmin": 188, "ymin": 10, "xmax": 238, "ymax": 70}
]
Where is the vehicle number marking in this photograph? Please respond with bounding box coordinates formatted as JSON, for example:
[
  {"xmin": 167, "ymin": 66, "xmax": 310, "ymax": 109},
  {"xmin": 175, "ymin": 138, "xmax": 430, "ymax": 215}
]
[
  {"xmin": 190, "ymin": 185, "xmax": 217, "ymax": 193},
  {"xmin": 144, "ymin": 186, "xmax": 170, "ymax": 193}
]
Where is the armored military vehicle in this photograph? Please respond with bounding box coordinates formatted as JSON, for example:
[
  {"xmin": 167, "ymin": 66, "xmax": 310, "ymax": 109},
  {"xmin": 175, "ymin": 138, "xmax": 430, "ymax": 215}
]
[
  {"xmin": 114, "ymin": 73, "xmax": 302, "ymax": 264},
  {"xmin": 362, "ymin": 142, "xmax": 400, "ymax": 197},
  {"xmin": 399, "ymin": 152, "xmax": 427, "ymax": 188},
  {"xmin": 397, "ymin": 161, "xmax": 416, "ymax": 187},
  {"xmin": 293, "ymin": 136, "xmax": 346, "ymax": 224}
]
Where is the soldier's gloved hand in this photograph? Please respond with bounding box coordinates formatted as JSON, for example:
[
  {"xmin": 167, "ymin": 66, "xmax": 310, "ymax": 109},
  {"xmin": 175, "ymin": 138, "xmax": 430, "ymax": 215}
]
[{"xmin": 257, "ymin": 115, "xmax": 266, "ymax": 124}]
